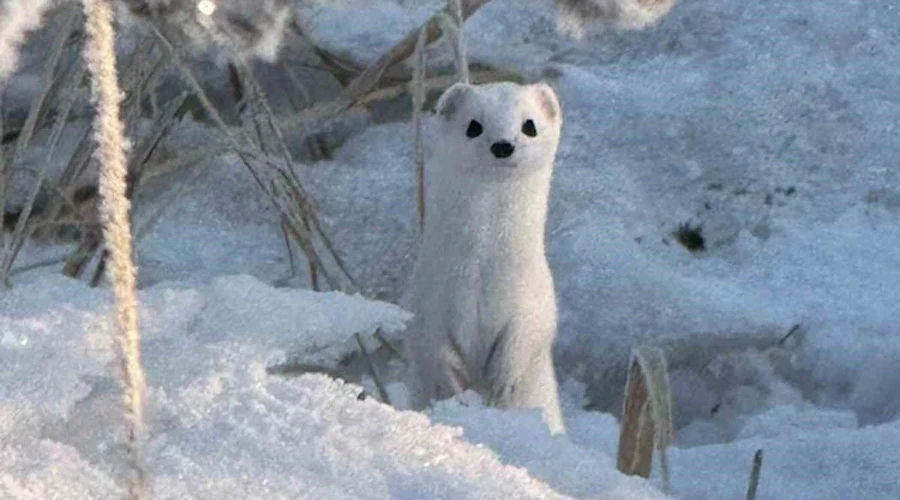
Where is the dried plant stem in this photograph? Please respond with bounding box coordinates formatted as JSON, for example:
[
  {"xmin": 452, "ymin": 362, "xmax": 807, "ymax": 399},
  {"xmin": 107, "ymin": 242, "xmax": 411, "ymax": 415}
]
[
  {"xmin": 281, "ymin": 0, "xmax": 493, "ymax": 134},
  {"xmin": 80, "ymin": 0, "xmax": 148, "ymax": 498},
  {"xmin": 43, "ymin": 38, "xmax": 163, "ymax": 275},
  {"xmin": 1, "ymin": 63, "xmax": 86, "ymax": 278},
  {"xmin": 133, "ymin": 156, "xmax": 206, "ymax": 243},
  {"xmin": 62, "ymin": 61, "xmax": 175, "ymax": 282},
  {"xmin": 234, "ymin": 62, "xmax": 358, "ymax": 292},
  {"xmin": 442, "ymin": 0, "xmax": 470, "ymax": 83},
  {"xmin": 0, "ymin": 6, "xmax": 78, "ymax": 281},
  {"xmin": 8, "ymin": 5, "xmax": 77, "ymax": 168},
  {"xmin": 146, "ymin": 22, "xmax": 356, "ymax": 292},
  {"xmin": 359, "ymin": 69, "xmax": 519, "ymax": 107},
  {"xmin": 355, "ymin": 332, "xmax": 390, "ymax": 405},
  {"xmin": 412, "ymin": 27, "xmax": 428, "ymax": 230},
  {"xmin": 746, "ymin": 449, "xmax": 763, "ymax": 500}
]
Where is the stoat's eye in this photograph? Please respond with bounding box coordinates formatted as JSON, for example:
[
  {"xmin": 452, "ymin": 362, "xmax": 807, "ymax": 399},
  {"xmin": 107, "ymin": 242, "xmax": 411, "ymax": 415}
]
[
  {"xmin": 521, "ymin": 119, "xmax": 537, "ymax": 138},
  {"xmin": 466, "ymin": 120, "xmax": 483, "ymax": 138}
]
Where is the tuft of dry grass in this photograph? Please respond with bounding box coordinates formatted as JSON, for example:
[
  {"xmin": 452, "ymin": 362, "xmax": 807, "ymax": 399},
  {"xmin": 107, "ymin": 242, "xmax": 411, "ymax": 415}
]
[
  {"xmin": 279, "ymin": 0, "xmax": 494, "ymax": 136},
  {"xmin": 81, "ymin": 0, "xmax": 149, "ymax": 497},
  {"xmin": 0, "ymin": 5, "xmax": 81, "ymax": 283}
]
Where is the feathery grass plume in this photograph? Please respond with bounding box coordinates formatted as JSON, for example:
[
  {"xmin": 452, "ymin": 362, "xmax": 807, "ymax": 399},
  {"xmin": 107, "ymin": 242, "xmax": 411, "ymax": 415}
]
[
  {"xmin": 81, "ymin": 0, "xmax": 149, "ymax": 498},
  {"xmin": 119, "ymin": 0, "xmax": 291, "ymax": 62},
  {"xmin": 0, "ymin": 0, "xmax": 60, "ymax": 82},
  {"xmin": 411, "ymin": 26, "xmax": 427, "ymax": 230},
  {"xmin": 555, "ymin": 0, "xmax": 678, "ymax": 38}
]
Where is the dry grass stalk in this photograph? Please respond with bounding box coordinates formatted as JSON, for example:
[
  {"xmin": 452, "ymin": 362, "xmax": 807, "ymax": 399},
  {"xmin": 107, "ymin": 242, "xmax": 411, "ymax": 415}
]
[
  {"xmin": 80, "ymin": 0, "xmax": 149, "ymax": 497},
  {"xmin": 78, "ymin": 91, "xmax": 190, "ymax": 286},
  {"xmin": 280, "ymin": 0, "xmax": 494, "ymax": 135},
  {"xmin": 359, "ymin": 69, "xmax": 520, "ymax": 108},
  {"xmin": 355, "ymin": 332, "xmax": 391, "ymax": 405},
  {"xmin": 38, "ymin": 35, "xmax": 163, "ymax": 271},
  {"xmin": 237, "ymin": 66, "xmax": 319, "ymax": 288},
  {"xmin": 235, "ymin": 63, "xmax": 358, "ymax": 292},
  {"xmin": 146, "ymin": 22, "xmax": 356, "ymax": 292},
  {"xmin": 440, "ymin": 0, "xmax": 469, "ymax": 84},
  {"xmin": 132, "ymin": 151, "xmax": 211, "ymax": 243},
  {"xmin": 6, "ymin": 6, "xmax": 77, "ymax": 167},
  {"xmin": 62, "ymin": 59, "xmax": 178, "ymax": 282},
  {"xmin": 0, "ymin": 7, "xmax": 81, "ymax": 281},
  {"xmin": 746, "ymin": 449, "xmax": 763, "ymax": 500},
  {"xmin": 411, "ymin": 26, "xmax": 427, "ymax": 230},
  {"xmin": 616, "ymin": 346, "xmax": 674, "ymax": 491}
]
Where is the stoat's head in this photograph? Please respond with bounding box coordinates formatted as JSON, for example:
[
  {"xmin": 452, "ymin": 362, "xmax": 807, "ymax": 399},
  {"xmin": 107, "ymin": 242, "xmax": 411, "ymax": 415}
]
[{"xmin": 434, "ymin": 82, "xmax": 562, "ymax": 176}]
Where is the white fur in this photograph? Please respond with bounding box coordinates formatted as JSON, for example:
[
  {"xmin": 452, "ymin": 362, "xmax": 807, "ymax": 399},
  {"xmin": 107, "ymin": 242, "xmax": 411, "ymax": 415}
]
[{"xmin": 404, "ymin": 82, "xmax": 565, "ymax": 434}]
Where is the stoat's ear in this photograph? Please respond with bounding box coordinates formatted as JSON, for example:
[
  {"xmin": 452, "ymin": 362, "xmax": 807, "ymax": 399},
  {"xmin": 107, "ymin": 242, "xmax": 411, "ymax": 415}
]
[
  {"xmin": 436, "ymin": 83, "xmax": 472, "ymax": 119},
  {"xmin": 530, "ymin": 82, "xmax": 561, "ymax": 122}
]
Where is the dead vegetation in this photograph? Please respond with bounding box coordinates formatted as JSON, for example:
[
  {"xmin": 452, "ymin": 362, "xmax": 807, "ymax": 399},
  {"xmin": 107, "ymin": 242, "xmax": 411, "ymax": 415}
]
[{"xmin": 0, "ymin": 0, "xmax": 510, "ymax": 292}]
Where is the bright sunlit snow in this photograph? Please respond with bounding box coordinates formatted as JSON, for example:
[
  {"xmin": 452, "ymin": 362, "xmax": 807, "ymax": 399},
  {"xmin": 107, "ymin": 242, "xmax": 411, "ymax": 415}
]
[{"xmin": 3, "ymin": 0, "xmax": 900, "ymax": 498}]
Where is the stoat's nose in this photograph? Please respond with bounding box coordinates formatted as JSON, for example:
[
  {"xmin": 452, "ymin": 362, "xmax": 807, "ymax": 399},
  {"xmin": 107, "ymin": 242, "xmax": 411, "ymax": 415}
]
[{"xmin": 490, "ymin": 141, "xmax": 515, "ymax": 159}]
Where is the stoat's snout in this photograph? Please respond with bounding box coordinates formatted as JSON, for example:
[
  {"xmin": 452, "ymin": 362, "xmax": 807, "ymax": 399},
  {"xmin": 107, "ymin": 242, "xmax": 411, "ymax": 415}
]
[{"xmin": 490, "ymin": 140, "xmax": 515, "ymax": 159}]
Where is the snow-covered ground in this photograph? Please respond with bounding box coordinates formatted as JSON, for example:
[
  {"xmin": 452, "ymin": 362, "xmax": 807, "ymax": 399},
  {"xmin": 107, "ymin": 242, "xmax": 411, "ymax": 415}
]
[{"xmin": 3, "ymin": 0, "xmax": 900, "ymax": 498}]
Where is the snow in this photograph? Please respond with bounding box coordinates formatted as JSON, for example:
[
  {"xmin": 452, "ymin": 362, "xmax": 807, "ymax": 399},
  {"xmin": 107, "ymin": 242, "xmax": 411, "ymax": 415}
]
[
  {"xmin": 670, "ymin": 417, "xmax": 900, "ymax": 500},
  {"xmin": 3, "ymin": 272, "xmax": 594, "ymax": 499},
  {"xmin": 4, "ymin": 0, "xmax": 900, "ymax": 497}
]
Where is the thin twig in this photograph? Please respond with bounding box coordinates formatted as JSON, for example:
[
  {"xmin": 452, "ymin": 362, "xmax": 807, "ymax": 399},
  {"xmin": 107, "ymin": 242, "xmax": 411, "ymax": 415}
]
[
  {"xmin": 449, "ymin": 0, "xmax": 469, "ymax": 83},
  {"xmin": 0, "ymin": 6, "xmax": 79, "ymax": 281},
  {"xmin": 64, "ymin": 54, "xmax": 176, "ymax": 282},
  {"xmin": 9, "ymin": 256, "xmax": 68, "ymax": 277},
  {"xmin": 133, "ymin": 156, "xmax": 207, "ymax": 243},
  {"xmin": 1, "ymin": 64, "xmax": 86, "ymax": 279},
  {"xmin": 40, "ymin": 34, "xmax": 163, "ymax": 258},
  {"xmin": 148, "ymin": 23, "xmax": 354, "ymax": 292},
  {"xmin": 359, "ymin": 69, "xmax": 517, "ymax": 108},
  {"xmin": 355, "ymin": 332, "xmax": 390, "ymax": 405},
  {"xmin": 412, "ymin": 26, "xmax": 428, "ymax": 230},
  {"xmin": 778, "ymin": 323, "xmax": 802, "ymax": 346},
  {"xmin": 78, "ymin": 91, "xmax": 188, "ymax": 283},
  {"xmin": 236, "ymin": 61, "xmax": 357, "ymax": 292},
  {"xmin": 746, "ymin": 449, "xmax": 763, "ymax": 500},
  {"xmin": 280, "ymin": 0, "xmax": 494, "ymax": 134}
]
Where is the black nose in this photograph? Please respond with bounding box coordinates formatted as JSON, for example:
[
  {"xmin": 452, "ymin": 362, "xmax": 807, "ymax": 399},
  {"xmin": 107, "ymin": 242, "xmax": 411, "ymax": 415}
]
[{"xmin": 490, "ymin": 141, "xmax": 515, "ymax": 159}]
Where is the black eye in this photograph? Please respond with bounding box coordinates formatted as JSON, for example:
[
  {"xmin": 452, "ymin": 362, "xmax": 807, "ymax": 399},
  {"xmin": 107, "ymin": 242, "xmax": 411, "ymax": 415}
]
[
  {"xmin": 522, "ymin": 119, "xmax": 537, "ymax": 137},
  {"xmin": 466, "ymin": 120, "xmax": 483, "ymax": 138}
]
